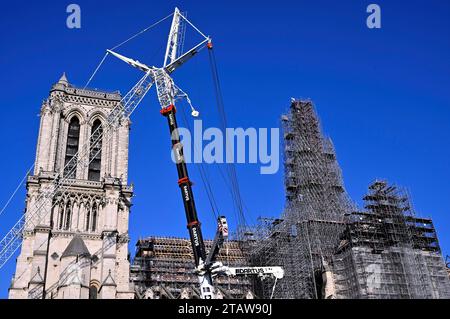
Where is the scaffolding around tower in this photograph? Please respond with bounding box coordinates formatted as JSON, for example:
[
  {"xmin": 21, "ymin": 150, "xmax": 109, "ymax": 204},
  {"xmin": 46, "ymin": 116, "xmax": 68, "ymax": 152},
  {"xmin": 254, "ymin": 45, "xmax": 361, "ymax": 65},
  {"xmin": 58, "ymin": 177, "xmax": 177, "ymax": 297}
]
[
  {"xmin": 244, "ymin": 99, "xmax": 450, "ymax": 299},
  {"xmin": 245, "ymin": 99, "xmax": 355, "ymax": 299}
]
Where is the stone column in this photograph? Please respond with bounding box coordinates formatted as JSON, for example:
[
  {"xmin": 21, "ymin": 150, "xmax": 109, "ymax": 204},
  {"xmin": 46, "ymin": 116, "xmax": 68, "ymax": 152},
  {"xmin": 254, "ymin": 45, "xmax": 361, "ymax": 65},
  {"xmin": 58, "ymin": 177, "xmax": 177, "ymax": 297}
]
[
  {"xmin": 8, "ymin": 234, "xmax": 34, "ymax": 299},
  {"xmin": 77, "ymin": 119, "xmax": 88, "ymax": 180},
  {"xmin": 55, "ymin": 117, "xmax": 67, "ymax": 174},
  {"xmin": 117, "ymin": 120, "xmax": 130, "ymax": 183},
  {"xmin": 28, "ymin": 227, "xmax": 50, "ymax": 299},
  {"xmin": 48, "ymin": 107, "xmax": 62, "ymax": 172},
  {"xmin": 99, "ymin": 231, "xmax": 117, "ymax": 299},
  {"xmin": 34, "ymin": 105, "xmax": 52, "ymax": 175}
]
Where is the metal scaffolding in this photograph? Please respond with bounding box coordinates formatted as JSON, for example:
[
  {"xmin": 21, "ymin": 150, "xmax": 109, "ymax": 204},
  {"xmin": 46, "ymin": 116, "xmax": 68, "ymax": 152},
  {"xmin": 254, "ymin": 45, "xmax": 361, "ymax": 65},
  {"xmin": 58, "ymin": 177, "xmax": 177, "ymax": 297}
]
[
  {"xmin": 446, "ymin": 256, "xmax": 450, "ymax": 279},
  {"xmin": 130, "ymin": 237, "xmax": 254, "ymax": 299},
  {"xmin": 245, "ymin": 99, "xmax": 450, "ymax": 299},
  {"xmin": 129, "ymin": 99, "xmax": 450, "ymax": 300},
  {"xmin": 334, "ymin": 181, "xmax": 450, "ymax": 299},
  {"xmin": 246, "ymin": 99, "xmax": 355, "ymax": 299}
]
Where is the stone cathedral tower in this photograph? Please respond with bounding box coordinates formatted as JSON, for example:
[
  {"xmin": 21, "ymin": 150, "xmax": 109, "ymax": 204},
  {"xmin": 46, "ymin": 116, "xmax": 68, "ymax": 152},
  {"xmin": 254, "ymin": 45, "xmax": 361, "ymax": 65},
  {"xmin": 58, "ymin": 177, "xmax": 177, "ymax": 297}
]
[{"xmin": 8, "ymin": 74, "xmax": 134, "ymax": 299}]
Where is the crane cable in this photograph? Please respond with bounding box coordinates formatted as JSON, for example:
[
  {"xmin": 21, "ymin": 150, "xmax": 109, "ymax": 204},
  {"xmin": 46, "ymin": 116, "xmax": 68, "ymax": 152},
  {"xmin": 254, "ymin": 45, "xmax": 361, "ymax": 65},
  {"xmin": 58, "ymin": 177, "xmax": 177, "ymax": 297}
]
[
  {"xmin": 83, "ymin": 52, "xmax": 109, "ymax": 89},
  {"xmin": 179, "ymin": 104, "xmax": 219, "ymax": 221},
  {"xmin": 207, "ymin": 47, "xmax": 248, "ymax": 228},
  {"xmin": 110, "ymin": 12, "xmax": 174, "ymax": 51},
  {"xmin": 0, "ymin": 164, "xmax": 34, "ymax": 219},
  {"xmin": 81, "ymin": 12, "xmax": 220, "ymax": 224},
  {"xmin": 209, "ymin": 49, "xmax": 245, "ymax": 227},
  {"xmin": 85, "ymin": 12, "xmax": 174, "ymax": 89},
  {"xmin": 217, "ymin": 165, "xmax": 251, "ymax": 216},
  {"xmin": 0, "ymin": 13, "xmax": 172, "ymax": 253}
]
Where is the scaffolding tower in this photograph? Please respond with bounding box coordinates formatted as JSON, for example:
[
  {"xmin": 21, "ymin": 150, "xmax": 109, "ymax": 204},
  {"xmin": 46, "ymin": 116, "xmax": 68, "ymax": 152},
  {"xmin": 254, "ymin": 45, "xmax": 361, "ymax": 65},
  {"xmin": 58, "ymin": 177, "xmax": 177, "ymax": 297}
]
[
  {"xmin": 247, "ymin": 99, "xmax": 354, "ymax": 299},
  {"xmin": 246, "ymin": 99, "xmax": 450, "ymax": 299}
]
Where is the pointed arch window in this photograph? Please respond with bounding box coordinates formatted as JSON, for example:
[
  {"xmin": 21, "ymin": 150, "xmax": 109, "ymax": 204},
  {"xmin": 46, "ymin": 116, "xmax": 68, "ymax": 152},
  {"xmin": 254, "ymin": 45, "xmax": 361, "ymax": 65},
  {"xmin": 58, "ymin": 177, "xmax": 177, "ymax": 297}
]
[
  {"xmin": 85, "ymin": 202, "xmax": 98, "ymax": 232},
  {"xmin": 64, "ymin": 117, "xmax": 81, "ymax": 179},
  {"xmin": 58, "ymin": 203, "xmax": 65, "ymax": 230},
  {"xmin": 57, "ymin": 201, "xmax": 72, "ymax": 230},
  {"xmin": 85, "ymin": 204, "xmax": 91, "ymax": 232},
  {"xmin": 64, "ymin": 201, "xmax": 72, "ymax": 230},
  {"xmin": 91, "ymin": 203, "xmax": 98, "ymax": 232},
  {"xmin": 88, "ymin": 119, "xmax": 103, "ymax": 181}
]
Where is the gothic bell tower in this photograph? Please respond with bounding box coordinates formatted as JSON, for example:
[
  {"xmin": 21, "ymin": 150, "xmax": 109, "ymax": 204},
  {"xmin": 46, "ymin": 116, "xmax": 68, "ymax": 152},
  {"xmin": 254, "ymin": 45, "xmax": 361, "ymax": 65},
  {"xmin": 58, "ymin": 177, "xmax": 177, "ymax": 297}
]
[{"xmin": 8, "ymin": 74, "xmax": 134, "ymax": 299}]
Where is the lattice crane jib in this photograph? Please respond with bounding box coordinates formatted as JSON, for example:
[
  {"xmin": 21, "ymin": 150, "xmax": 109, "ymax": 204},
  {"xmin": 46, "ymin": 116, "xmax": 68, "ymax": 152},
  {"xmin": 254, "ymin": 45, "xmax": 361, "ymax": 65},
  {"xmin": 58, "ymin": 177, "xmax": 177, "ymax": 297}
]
[{"xmin": 0, "ymin": 8, "xmax": 205, "ymax": 271}]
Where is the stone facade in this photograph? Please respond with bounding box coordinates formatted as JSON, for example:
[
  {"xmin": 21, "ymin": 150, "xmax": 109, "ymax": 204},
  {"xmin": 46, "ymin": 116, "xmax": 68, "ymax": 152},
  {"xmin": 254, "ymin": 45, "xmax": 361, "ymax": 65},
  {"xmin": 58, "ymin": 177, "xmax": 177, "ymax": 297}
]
[{"xmin": 8, "ymin": 74, "xmax": 134, "ymax": 299}]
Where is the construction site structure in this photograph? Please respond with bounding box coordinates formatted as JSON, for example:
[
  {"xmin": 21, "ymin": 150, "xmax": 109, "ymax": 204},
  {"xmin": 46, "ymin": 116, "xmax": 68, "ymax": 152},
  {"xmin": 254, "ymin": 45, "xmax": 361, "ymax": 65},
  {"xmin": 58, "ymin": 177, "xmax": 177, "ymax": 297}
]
[
  {"xmin": 107, "ymin": 8, "xmax": 255, "ymax": 299},
  {"xmin": 446, "ymin": 256, "xmax": 450, "ymax": 279},
  {"xmin": 2, "ymin": 7, "xmax": 284, "ymax": 299},
  {"xmin": 245, "ymin": 99, "xmax": 354, "ymax": 299},
  {"xmin": 245, "ymin": 99, "xmax": 450, "ymax": 299},
  {"xmin": 130, "ymin": 237, "xmax": 255, "ymax": 299},
  {"xmin": 333, "ymin": 181, "xmax": 450, "ymax": 299}
]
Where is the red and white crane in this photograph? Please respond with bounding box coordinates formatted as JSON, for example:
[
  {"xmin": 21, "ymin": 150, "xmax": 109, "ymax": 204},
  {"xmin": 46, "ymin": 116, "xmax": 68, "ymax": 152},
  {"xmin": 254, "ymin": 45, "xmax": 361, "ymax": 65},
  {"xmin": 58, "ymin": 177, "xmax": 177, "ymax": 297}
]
[
  {"xmin": 107, "ymin": 8, "xmax": 284, "ymax": 299},
  {"xmin": 0, "ymin": 7, "xmax": 283, "ymax": 299}
]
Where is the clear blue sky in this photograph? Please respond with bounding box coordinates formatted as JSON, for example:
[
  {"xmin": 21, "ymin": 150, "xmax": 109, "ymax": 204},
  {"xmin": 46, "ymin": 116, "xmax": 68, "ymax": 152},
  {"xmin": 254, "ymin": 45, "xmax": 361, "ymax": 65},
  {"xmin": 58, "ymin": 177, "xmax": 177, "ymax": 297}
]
[{"xmin": 0, "ymin": 0, "xmax": 449, "ymax": 298}]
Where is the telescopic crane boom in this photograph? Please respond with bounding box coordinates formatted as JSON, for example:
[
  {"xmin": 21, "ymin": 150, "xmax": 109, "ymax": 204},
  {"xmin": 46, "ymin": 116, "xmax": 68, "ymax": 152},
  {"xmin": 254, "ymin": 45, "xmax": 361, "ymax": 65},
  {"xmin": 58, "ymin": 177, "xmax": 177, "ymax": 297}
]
[
  {"xmin": 0, "ymin": 9, "xmax": 283, "ymax": 298},
  {"xmin": 107, "ymin": 8, "xmax": 284, "ymax": 299},
  {"xmin": 108, "ymin": 7, "xmax": 215, "ymax": 298}
]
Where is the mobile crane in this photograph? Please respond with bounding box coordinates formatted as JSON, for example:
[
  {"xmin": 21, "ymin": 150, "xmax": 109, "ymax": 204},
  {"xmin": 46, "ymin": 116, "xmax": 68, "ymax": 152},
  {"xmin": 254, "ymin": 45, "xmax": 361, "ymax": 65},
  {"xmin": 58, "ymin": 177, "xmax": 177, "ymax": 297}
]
[
  {"xmin": 107, "ymin": 8, "xmax": 283, "ymax": 299},
  {"xmin": 0, "ymin": 8, "xmax": 284, "ymax": 298},
  {"xmin": 200, "ymin": 216, "xmax": 284, "ymax": 299}
]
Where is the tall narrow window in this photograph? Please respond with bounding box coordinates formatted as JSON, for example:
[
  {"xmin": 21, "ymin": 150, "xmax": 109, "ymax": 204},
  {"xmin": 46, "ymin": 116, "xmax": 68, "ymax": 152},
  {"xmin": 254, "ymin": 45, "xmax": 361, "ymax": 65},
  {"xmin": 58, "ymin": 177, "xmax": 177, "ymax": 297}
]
[
  {"xmin": 65, "ymin": 201, "xmax": 72, "ymax": 230},
  {"xmin": 88, "ymin": 119, "xmax": 103, "ymax": 181},
  {"xmin": 64, "ymin": 117, "xmax": 81, "ymax": 179},
  {"xmin": 85, "ymin": 205, "xmax": 91, "ymax": 232},
  {"xmin": 91, "ymin": 203, "xmax": 98, "ymax": 232},
  {"xmin": 58, "ymin": 203, "xmax": 64, "ymax": 230}
]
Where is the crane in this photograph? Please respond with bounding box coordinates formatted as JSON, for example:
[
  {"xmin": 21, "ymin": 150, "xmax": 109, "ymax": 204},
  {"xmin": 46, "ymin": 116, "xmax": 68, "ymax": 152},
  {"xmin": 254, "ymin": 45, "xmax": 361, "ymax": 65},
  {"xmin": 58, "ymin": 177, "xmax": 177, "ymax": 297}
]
[
  {"xmin": 108, "ymin": 8, "xmax": 284, "ymax": 299},
  {"xmin": 0, "ymin": 7, "xmax": 204, "ymax": 273},
  {"xmin": 0, "ymin": 7, "xmax": 283, "ymax": 299},
  {"xmin": 106, "ymin": 7, "xmax": 216, "ymax": 298},
  {"xmin": 198, "ymin": 216, "xmax": 284, "ymax": 299}
]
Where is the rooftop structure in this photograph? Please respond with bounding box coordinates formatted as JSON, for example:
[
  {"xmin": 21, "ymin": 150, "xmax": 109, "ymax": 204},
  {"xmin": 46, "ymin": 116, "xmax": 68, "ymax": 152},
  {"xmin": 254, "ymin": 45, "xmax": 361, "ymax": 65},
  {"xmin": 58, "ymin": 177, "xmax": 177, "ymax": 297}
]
[{"xmin": 130, "ymin": 237, "xmax": 254, "ymax": 299}]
